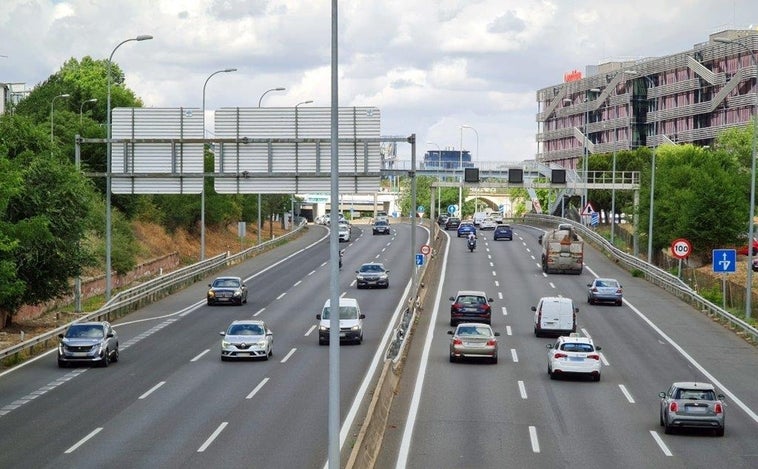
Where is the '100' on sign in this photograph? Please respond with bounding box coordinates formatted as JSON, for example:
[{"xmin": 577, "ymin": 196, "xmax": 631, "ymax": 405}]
[{"xmin": 670, "ymin": 238, "xmax": 692, "ymax": 259}]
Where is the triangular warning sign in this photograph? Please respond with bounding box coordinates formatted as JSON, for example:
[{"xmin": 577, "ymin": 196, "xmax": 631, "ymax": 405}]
[{"xmin": 581, "ymin": 203, "xmax": 595, "ymax": 216}]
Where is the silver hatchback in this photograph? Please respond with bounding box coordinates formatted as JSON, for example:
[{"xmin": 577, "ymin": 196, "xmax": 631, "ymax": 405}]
[
  {"xmin": 659, "ymin": 382, "xmax": 726, "ymax": 436},
  {"xmin": 58, "ymin": 321, "xmax": 119, "ymax": 368},
  {"xmin": 587, "ymin": 278, "xmax": 623, "ymax": 306}
]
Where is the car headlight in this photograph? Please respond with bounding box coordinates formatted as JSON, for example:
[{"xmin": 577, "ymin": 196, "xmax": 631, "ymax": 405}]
[
  {"xmin": 208, "ymin": 290, "xmax": 216, "ymax": 298},
  {"xmin": 351, "ymin": 325, "xmax": 361, "ymax": 331},
  {"xmin": 233, "ymin": 290, "xmax": 242, "ymax": 297},
  {"xmin": 255, "ymin": 340, "xmax": 267, "ymax": 347},
  {"xmin": 222, "ymin": 340, "xmax": 231, "ymax": 348},
  {"xmin": 380, "ymin": 274, "xmax": 388, "ymax": 280},
  {"xmin": 319, "ymin": 325, "xmax": 329, "ymax": 332}
]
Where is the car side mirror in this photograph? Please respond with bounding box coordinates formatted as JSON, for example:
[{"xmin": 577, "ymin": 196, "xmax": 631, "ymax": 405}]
[
  {"xmin": 385, "ymin": 270, "xmax": 390, "ymax": 273},
  {"xmin": 717, "ymin": 394, "xmax": 726, "ymax": 400},
  {"xmin": 574, "ymin": 307, "xmax": 579, "ymax": 313},
  {"xmin": 359, "ymin": 314, "xmax": 366, "ymax": 319},
  {"xmin": 658, "ymin": 392, "xmax": 667, "ymax": 398},
  {"xmin": 488, "ymin": 298, "xmax": 494, "ymax": 302},
  {"xmin": 208, "ymin": 284, "xmax": 212, "ymax": 287},
  {"xmin": 219, "ymin": 331, "xmax": 225, "ymax": 336},
  {"xmin": 586, "ymin": 283, "xmax": 592, "ymax": 287},
  {"xmin": 58, "ymin": 333, "xmax": 64, "ymax": 339},
  {"xmin": 531, "ymin": 306, "xmax": 537, "ymax": 311},
  {"xmin": 546, "ymin": 344, "xmax": 553, "ymax": 349},
  {"xmin": 449, "ymin": 296, "xmax": 455, "ymax": 301},
  {"xmin": 107, "ymin": 332, "xmax": 114, "ymax": 338},
  {"xmin": 355, "ymin": 271, "xmax": 359, "ymax": 273},
  {"xmin": 447, "ymin": 330, "xmax": 454, "ymax": 335},
  {"xmin": 494, "ymin": 332, "xmax": 500, "ymax": 336},
  {"xmin": 595, "ymin": 346, "xmax": 602, "ymax": 351},
  {"xmin": 316, "ymin": 314, "xmax": 322, "ymax": 320}
]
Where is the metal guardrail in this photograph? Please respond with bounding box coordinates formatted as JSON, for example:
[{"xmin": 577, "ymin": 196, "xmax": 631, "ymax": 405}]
[
  {"xmin": 0, "ymin": 221, "xmax": 308, "ymax": 365},
  {"xmin": 524, "ymin": 214, "xmax": 758, "ymax": 343}
]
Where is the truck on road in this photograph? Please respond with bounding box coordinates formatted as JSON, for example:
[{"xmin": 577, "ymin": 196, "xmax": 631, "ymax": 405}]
[{"xmin": 540, "ymin": 225, "xmax": 584, "ymax": 274}]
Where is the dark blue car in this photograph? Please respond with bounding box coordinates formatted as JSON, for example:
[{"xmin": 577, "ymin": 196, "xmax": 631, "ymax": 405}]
[
  {"xmin": 493, "ymin": 224, "xmax": 513, "ymax": 241},
  {"xmin": 457, "ymin": 222, "xmax": 477, "ymax": 238}
]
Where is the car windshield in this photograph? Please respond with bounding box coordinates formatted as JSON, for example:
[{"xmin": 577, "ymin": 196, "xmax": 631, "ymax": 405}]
[
  {"xmin": 375, "ymin": 221, "xmax": 387, "ymax": 226},
  {"xmin": 66, "ymin": 324, "xmax": 104, "ymax": 339},
  {"xmin": 228, "ymin": 324, "xmax": 264, "ymax": 336},
  {"xmin": 359, "ymin": 265, "xmax": 384, "ymax": 273},
  {"xmin": 560, "ymin": 343, "xmax": 594, "ymax": 352},
  {"xmin": 677, "ymin": 389, "xmax": 716, "ymax": 400},
  {"xmin": 322, "ymin": 306, "xmax": 359, "ymax": 320},
  {"xmin": 456, "ymin": 325, "xmax": 492, "ymax": 336},
  {"xmin": 213, "ymin": 279, "xmax": 240, "ymax": 288}
]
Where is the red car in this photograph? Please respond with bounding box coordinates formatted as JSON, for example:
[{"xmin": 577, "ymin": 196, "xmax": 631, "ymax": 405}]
[{"xmin": 737, "ymin": 238, "xmax": 758, "ymax": 256}]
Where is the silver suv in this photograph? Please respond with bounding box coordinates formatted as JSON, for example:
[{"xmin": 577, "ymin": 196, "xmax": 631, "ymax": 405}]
[{"xmin": 58, "ymin": 321, "xmax": 119, "ymax": 367}]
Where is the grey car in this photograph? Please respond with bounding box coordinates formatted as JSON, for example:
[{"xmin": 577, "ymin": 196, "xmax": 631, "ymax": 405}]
[
  {"xmin": 356, "ymin": 262, "xmax": 389, "ymax": 289},
  {"xmin": 587, "ymin": 278, "xmax": 623, "ymax": 306},
  {"xmin": 220, "ymin": 320, "xmax": 273, "ymax": 361},
  {"xmin": 659, "ymin": 382, "xmax": 726, "ymax": 436},
  {"xmin": 207, "ymin": 276, "xmax": 248, "ymax": 305},
  {"xmin": 58, "ymin": 321, "xmax": 119, "ymax": 367},
  {"xmin": 448, "ymin": 323, "xmax": 500, "ymax": 364}
]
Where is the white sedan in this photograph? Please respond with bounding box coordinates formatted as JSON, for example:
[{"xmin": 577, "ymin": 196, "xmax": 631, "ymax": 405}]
[
  {"xmin": 479, "ymin": 217, "xmax": 497, "ymax": 230},
  {"xmin": 546, "ymin": 334, "xmax": 602, "ymax": 381},
  {"xmin": 220, "ymin": 320, "xmax": 273, "ymax": 361}
]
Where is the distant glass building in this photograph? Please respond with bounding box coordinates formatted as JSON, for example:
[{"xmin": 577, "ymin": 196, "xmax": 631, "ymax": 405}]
[
  {"xmin": 423, "ymin": 149, "xmax": 473, "ymax": 170},
  {"xmin": 536, "ymin": 28, "xmax": 758, "ymax": 169}
]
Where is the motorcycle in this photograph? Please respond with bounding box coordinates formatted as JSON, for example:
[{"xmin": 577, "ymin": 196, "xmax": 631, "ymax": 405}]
[
  {"xmin": 339, "ymin": 250, "xmax": 344, "ymax": 269},
  {"xmin": 467, "ymin": 238, "xmax": 476, "ymax": 252}
]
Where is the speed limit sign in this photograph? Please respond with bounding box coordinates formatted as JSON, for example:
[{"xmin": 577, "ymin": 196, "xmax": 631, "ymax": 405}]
[
  {"xmin": 670, "ymin": 238, "xmax": 692, "ymax": 259},
  {"xmin": 420, "ymin": 244, "xmax": 432, "ymax": 255}
]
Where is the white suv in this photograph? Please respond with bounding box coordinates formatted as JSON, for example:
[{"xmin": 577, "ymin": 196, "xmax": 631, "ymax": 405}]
[
  {"xmin": 317, "ymin": 297, "xmax": 364, "ymax": 345},
  {"xmin": 338, "ymin": 223, "xmax": 351, "ymax": 242}
]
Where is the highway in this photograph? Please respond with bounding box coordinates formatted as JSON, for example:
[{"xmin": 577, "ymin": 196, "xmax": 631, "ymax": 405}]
[
  {"xmin": 0, "ymin": 221, "xmax": 427, "ymax": 468},
  {"xmin": 379, "ymin": 224, "xmax": 758, "ymax": 468}
]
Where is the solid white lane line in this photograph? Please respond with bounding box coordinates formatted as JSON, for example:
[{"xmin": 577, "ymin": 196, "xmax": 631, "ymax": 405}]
[
  {"xmin": 254, "ymin": 308, "xmax": 265, "ymax": 316},
  {"xmin": 197, "ymin": 422, "xmax": 228, "ymax": 452},
  {"xmin": 305, "ymin": 325, "xmax": 317, "ymax": 336},
  {"xmin": 619, "ymin": 384, "xmax": 635, "ymax": 404},
  {"xmin": 65, "ymin": 427, "xmax": 102, "ymax": 454},
  {"xmin": 529, "ymin": 426, "xmax": 540, "ymax": 453},
  {"xmin": 280, "ymin": 348, "xmax": 297, "ymax": 363},
  {"xmin": 649, "ymin": 431, "xmax": 672, "ymax": 456},
  {"xmin": 510, "ymin": 349, "xmax": 519, "ymax": 363},
  {"xmin": 246, "ymin": 377, "xmax": 270, "ymax": 399},
  {"xmin": 191, "ymin": 349, "xmax": 210, "ymax": 362},
  {"xmin": 139, "ymin": 381, "xmax": 166, "ymax": 400},
  {"xmin": 506, "ymin": 325, "xmax": 512, "ymax": 336},
  {"xmin": 518, "ymin": 380, "xmax": 527, "ymax": 399}
]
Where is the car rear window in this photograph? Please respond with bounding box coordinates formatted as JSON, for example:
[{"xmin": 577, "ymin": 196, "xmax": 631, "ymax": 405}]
[
  {"xmin": 322, "ymin": 306, "xmax": 359, "ymax": 319},
  {"xmin": 677, "ymin": 389, "xmax": 716, "ymax": 400},
  {"xmin": 457, "ymin": 295, "xmax": 486, "ymax": 305},
  {"xmin": 560, "ymin": 343, "xmax": 594, "ymax": 352}
]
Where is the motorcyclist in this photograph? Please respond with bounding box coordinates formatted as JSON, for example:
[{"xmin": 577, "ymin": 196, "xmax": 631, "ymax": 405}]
[
  {"xmin": 339, "ymin": 249, "xmax": 344, "ymax": 269},
  {"xmin": 467, "ymin": 232, "xmax": 477, "ymax": 248}
]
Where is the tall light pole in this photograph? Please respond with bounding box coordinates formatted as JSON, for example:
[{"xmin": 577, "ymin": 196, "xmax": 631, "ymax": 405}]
[
  {"xmin": 458, "ymin": 127, "xmax": 464, "ymax": 218},
  {"xmin": 427, "ymin": 142, "xmax": 442, "ymax": 216},
  {"xmin": 201, "ymin": 68, "xmax": 237, "ymax": 260},
  {"xmin": 50, "ymin": 93, "xmax": 70, "ymax": 143},
  {"xmin": 294, "ymin": 100, "xmax": 313, "ymax": 230},
  {"xmin": 638, "ymin": 75, "xmax": 659, "ymax": 265},
  {"xmin": 256, "ymin": 87, "xmax": 286, "ymax": 244},
  {"xmin": 715, "ymin": 37, "xmax": 758, "ymax": 318},
  {"xmin": 582, "ymin": 88, "xmax": 601, "ymax": 218},
  {"xmin": 79, "ymin": 98, "xmax": 97, "ymax": 125},
  {"xmin": 462, "ymin": 125, "xmax": 479, "ymax": 212},
  {"xmin": 106, "ymin": 34, "xmax": 153, "ymax": 300}
]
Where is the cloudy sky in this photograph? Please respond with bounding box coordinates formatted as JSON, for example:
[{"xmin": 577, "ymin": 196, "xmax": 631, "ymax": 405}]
[{"xmin": 2, "ymin": 0, "xmax": 757, "ymax": 165}]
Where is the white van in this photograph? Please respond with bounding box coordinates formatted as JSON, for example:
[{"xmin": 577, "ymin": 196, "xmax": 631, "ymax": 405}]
[
  {"xmin": 532, "ymin": 296, "xmax": 577, "ymax": 337},
  {"xmin": 316, "ymin": 297, "xmax": 364, "ymax": 345},
  {"xmin": 473, "ymin": 211, "xmax": 488, "ymax": 226}
]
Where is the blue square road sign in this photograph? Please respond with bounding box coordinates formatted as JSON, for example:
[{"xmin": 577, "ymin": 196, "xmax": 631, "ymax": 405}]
[{"xmin": 712, "ymin": 249, "xmax": 736, "ymax": 273}]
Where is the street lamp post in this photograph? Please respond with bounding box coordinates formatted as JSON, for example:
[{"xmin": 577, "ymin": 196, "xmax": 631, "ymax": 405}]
[
  {"xmin": 79, "ymin": 98, "xmax": 97, "ymax": 125},
  {"xmin": 257, "ymin": 87, "xmax": 287, "ymax": 245},
  {"xmin": 106, "ymin": 34, "xmax": 153, "ymax": 300},
  {"xmin": 638, "ymin": 76, "xmax": 659, "ymax": 265},
  {"xmin": 458, "ymin": 127, "xmax": 464, "ymax": 218},
  {"xmin": 462, "ymin": 125, "xmax": 479, "ymax": 212},
  {"xmin": 427, "ymin": 142, "xmax": 442, "ymax": 216},
  {"xmin": 582, "ymin": 88, "xmax": 601, "ymax": 218},
  {"xmin": 715, "ymin": 37, "xmax": 758, "ymax": 319},
  {"xmin": 50, "ymin": 93, "xmax": 71, "ymax": 143},
  {"xmin": 201, "ymin": 68, "xmax": 237, "ymax": 260},
  {"xmin": 294, "ymin": 100, "xmax": 313, "ymax": 231}
]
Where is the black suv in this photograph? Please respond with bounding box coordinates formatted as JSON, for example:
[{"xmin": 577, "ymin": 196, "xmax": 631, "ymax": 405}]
[
  {"xmin": 58, "ymin": 321, "xmax": 119, "ymax": 367},
  {"xmin": 444, "ymin": 217, "xmax": 461, "ymax": 230}
]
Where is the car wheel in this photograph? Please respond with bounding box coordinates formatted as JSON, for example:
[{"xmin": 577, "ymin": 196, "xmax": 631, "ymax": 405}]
[
  {"xmin": 491, "ymin": 355, "xmax": 498, "ymax": 364},
  {"xmin": 384, "ymin": 284, "xmax": 389, "ymax": 289},
  {"xmin": 221, "ymin": 356, "xmax": 229, "ymax": 361},
  {"xmin": 715, "ymin": 427, "xmax": 725, "ymax": 437},
  {"xmin": 268, "ymin": 347, "xmax": 273, "ymax": 358},
  {"xmin": 207, "ymin": 300, "xmax": 213, "ymax": 306},
  {"xmin": 112, "ymin": 348, "xmax": 119, "ymax": 363},
  {"xmin": 100, "ymin": 349, "xmax": 110, "ymax": 368},
  {"xmin": 659, "ymin": 411, "xmax": 664, "ymax": 426},
  {"xmin": 449, "ymin": 355, "xmax": 456, "ymax": 363},
  {"xmin": 58, "ymin": 360, "xmax": 67, "ymax": 368},
  {"xmin": 593, "ymin": 373, "xmax": 601, "ymax": 382},
  {"xmin": 663, "ymin": 420, "xmax": 673, "ymax": 435},
  {"xmin": 616, "ymin": 300, "xmax": 623, "ymax": 306},
  {"xmin": 319, "ymin": 339, "xmax": 327, "ymax": 346},
  {"xmin": 534, "ymin": 328, "xmax": 541, "ymax": 338}
]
